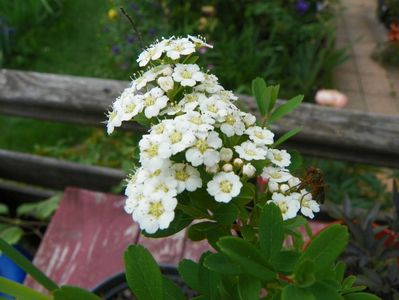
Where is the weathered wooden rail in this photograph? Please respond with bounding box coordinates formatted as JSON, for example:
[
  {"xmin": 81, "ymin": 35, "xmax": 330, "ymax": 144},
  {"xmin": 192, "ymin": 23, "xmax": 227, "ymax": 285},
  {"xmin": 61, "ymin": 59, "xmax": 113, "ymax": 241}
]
[{"xmin": 0, "ymin": 68, "xmax": 399, "ymax": 201}]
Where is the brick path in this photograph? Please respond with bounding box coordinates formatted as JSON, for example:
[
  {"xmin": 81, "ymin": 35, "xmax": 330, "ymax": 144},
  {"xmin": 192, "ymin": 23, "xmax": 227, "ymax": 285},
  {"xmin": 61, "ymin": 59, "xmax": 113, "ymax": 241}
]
[{"xmin": 334, "ymin": 0, "xmax": 399, "ymax": 114}]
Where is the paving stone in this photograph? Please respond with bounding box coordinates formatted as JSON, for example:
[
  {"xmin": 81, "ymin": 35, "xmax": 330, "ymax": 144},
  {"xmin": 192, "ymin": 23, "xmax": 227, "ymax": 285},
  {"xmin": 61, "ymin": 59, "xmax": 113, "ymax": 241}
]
[
  {"xmin": 334, "ymin": 71, "xmax": 362, "ymax": 92},
  {"xmin": 341, "ymin": 90, "xmax": 367, "ymax": 111}
]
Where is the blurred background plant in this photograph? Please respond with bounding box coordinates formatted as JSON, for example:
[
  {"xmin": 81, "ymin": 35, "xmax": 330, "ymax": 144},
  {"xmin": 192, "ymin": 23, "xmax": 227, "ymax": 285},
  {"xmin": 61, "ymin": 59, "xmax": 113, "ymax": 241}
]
[
  {"xmin": 327, "ymin": 182, "xmax": 399, "ymax": 299},
  {"xmin": 0, "ymin": 0, "xmax": 62, "ymax": 67}
]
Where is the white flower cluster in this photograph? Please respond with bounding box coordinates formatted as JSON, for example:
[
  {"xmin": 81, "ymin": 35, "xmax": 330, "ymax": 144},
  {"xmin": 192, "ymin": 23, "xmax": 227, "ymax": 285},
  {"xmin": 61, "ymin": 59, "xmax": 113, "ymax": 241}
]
[{"xmin": 107, "ymin": 35, "xmax": 319, "ymax": 233}]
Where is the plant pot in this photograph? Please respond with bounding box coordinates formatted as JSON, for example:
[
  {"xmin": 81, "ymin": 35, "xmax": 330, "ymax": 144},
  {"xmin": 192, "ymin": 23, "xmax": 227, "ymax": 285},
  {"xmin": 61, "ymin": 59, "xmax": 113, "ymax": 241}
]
[{"xmin": 92, "ymin": 265, "xmax": 196, "ymax": 300}]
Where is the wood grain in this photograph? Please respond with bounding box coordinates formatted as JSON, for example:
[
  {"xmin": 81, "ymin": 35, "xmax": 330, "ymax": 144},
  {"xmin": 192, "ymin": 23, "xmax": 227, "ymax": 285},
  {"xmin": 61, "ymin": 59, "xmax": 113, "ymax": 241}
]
[{"xmin": 1, "ymin": 69, "xmax": 398, "ymax": 167}]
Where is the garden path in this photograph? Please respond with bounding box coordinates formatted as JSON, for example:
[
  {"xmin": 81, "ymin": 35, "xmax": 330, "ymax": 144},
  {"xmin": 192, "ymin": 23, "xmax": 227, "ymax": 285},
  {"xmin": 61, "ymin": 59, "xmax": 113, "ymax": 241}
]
[{"xmin": 334, "ymin": 0, "xmax": 399, "ymax": 114}]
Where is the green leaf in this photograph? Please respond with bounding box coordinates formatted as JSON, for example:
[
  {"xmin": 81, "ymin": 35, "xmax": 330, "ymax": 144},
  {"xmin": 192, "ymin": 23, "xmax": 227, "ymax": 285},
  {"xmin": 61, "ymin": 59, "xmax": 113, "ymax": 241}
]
[
  {"xmin": 213, "ymin": 203, "xmax": 239, "ymax": 225},
  {"xmin": 241, "ymin": 225, "xmax": 256, "ymax": 242},
  {"xmin": 273, "ymin": 127, "xmax": 302, "ymax": 147},
  {"xmin": 342, "ymin": 276, "xmax": 357, "ymax": 290},
  {"xmin": 0, "ymin": 238, "xmax": 59, "ymax": 291},
  {"xmin": 204, "ymin": 253, "xmax": 242, "ymax": 275},
  {"xmin": 269, "ymin": 95, "xmax": 304, "ymax": 123},
  {"xmin": 124, "ymin": 245, "xmax": 163, "ymax": 300},
  {"xmin": 53, "ymin": 286, "xmax": 100, "ymax": 300},
  {"xmin": 183, "ymin": 55, "xmax": 199, "ymax": 64},
  {"xmin": 308, "ymin": 281, "xmax": 344, "ymax": 300},
  {"xmin": 252, "ymin": 77, "xmax": 268, "ymax": 116},
  {"xmin": 17, "ymin": 194, "xmax": 61, "ymax": 220},
  {"xmin": 0, "ymin": 276, "xmax": 50, "ymax": 300},
  {"xmin": 294, "ymin": 259, "xmax": 316, "ymax": 287},
  {"xmin": 288, "ymin": 150, "xmax": 303, "ymax": 172},
  {"xmin": 269, "ymin": 85, "xmax": 280, "ymax": 113},
  {"xmin": 162, "ymin": 277, "xmax": 186, "ymax": 300},
  {"xmin": 0, "ymin": 226, "xmax": 23, "ymax": 245},
  {"xmin": 334, "ymin": 262, "xmax": 346, "ymax": 283},
  {"xmin": 259, "ymin": 203, "xmax": 284, "ymax": 260},
  {"xmin": 284, "ymin": 216, "xmax": 307, "ymax": 231},
  {"xmin": 188, "ymin": 222, "xmax": 218, "ymax": 241},
  {"xmin": 282, "ymin": 285, "xmax": 315, "ymax": 300},
  {"xmin": 343, "ymin": 293, "xmax": 381, "ymax": 300},
  {"xmin": 178, "ymin": 259, "xmax": 200, "ymax": 291},
  {"xmin": 0, "ymin": 203, "xmax": 9, "ymax": 215},
  {"xmin": 198, "ymin": 252, "xmax": 221, "ymax": 299},
  {"xmin": 233, "ymin": 182, "xmax": 256, "ymax": 206},
  {"xmin": 270, "ymin": 251, "xmax": 300, "ymax": 274},
  {"xmin": 238, "ymin": 275, "xmax": 261, "ymax": 300},
  {"xmin": 144, "ymin": 210, "xmax": 192, "ymax": 238},
  {"xmin": 217, "ymin": 236, "xmax": 276, "ymax": 281},
  {"xmin": 297, "ymin": 224, "xmax": 349, "ymax": 275}
]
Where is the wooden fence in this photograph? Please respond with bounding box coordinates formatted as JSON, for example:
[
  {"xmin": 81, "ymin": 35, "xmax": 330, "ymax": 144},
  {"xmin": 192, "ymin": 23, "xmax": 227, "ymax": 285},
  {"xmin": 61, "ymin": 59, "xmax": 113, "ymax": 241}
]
[{"xmin": 1, "ymin": 69, "xmax": 399, "ymax": 203}]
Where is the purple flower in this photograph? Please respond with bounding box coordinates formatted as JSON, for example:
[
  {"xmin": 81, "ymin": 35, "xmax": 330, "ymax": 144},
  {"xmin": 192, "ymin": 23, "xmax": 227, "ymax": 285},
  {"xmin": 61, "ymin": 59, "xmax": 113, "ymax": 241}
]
[
  {"xmin": 112, "ymin": 45, "xmax": 121, "ymax": 55},
  {"xmin": 296, "ymin": 0, "xmax": 310, "ymax": 14},
  {"xmin": 126, "ymin": 35, "xmax": 135, "ymax": 44}
]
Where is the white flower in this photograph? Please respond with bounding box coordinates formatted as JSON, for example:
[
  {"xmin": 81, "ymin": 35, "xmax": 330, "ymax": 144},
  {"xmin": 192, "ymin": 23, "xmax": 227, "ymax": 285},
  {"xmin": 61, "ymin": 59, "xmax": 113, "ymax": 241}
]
[
  {"xmin": 234, "ymin": 141, "xmax": 267, "ymax": 161},
  {"xmin": 233, "ymin": 158, "xmax": 244, "ymax": 168},
  {"xmin": 143, "ymin": 176, "xmax": 178, "ymax": 200},
  {"xmin": 135, "ymin": 65, "xmax": 173, "ymax": 90},
  {"xmin": 242, "ymin": 113, "xmax": 257, "ymax": 127},
  {"xmin": 207, "ymin": 172, "xmax": 243, "ymax": 203},
  {"xmin": 188, "ymin": 35, "xmax": 213, "ymax": 48},
  {"xmin": 143, "ymin": 87, "xmax": 169, "ymax": 118},
  {"xmin": 165, "ymin": 38, "xmax": 195, "ymax": 60},
  {"xmin": 288, "ymin": 177, "xmax": 301, "ymax": 188},
  {"xmin": 179, "ymin": 93, "xmax": 206, "ymax": 113},
  {"xmin": 268, "ymin": 181, "xmax": 279, "ymax": 193},
  {"xmin": 157, "ymin": 76, "xmax": 174, "ymax": 92},
  {"xmin": 106, "ymin": 110, "xmax": 122, "ymax": 135},
  {"xmin": 185, "ymin": 132, "xmax": 222, "ymax": 167},
  {"xmin": 173, "ymin": 64, "xmax": 205, "ymax": 87},
  {"xmin": 246, "ymin": 126, "xmax": 274, "ymax": 145},
  {"xmin": 205, "ymin": 164, "xmax": 219, "ymax": 174},
  {"xmin": 218, "ymin": 90, "xmax": 238, "ymax": 102},
  {"xmin": 268, "ymin": 193, "xmax": 300, "ymax": 220},
  {"xmin": 163, "ymin": 121, "xmax": 196, "ymax": 154},
  {"xmin": 171, "ymin": 163, "xmax": 202, "ymax": 192},
  {"xmin": 298, "ymin": 190, "xmax": 320, "ymax": 219},
  {"xmin": 119, "ymin": 94, "xmax": 144, "ymax": 122},
  {"xmin": 220, "ymin": 148, "xmax": 233, "ymax": 162},
  {"xmin": 133, "ymin": 196, "xmax": 177, "ymax": 234},
  {"xmin": 124, "ymin": 183, "xmax": 145, "ymax": 213},
  {"xmin": 137, "ymin": 39, "xmax": 167, "ymax": 67},
  {"xmin": 139, "ymin": 135, "xmax": 171, "ymax": 170},
  {"xmin": 261, "ymin": 166, "xmax": 292, "ymax": 183},
  {"xmin": 176, "ymin": 111, "xmax": 214, "ymax": 137},
  {"xmin": 242, "ymin": 163, "xmax": 256, "ymax": 177},
  {"xmin": 220, "ymin": 111, "xmax": 246, "ymax": 137},
  {"xmin": 267, "ymin": 149, "xmax": 291, "ymax": 168},
  {"xmin": 195, "ymin": 74, "xmax": 223, "ymax": 94}
]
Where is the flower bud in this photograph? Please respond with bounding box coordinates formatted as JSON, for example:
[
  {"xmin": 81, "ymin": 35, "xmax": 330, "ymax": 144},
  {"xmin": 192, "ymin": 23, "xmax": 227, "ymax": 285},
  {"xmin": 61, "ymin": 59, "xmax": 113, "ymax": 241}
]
[
  {"xmin": 280, "ymin": 184, "xmax": 289, "ymax": 193},
  {"xmin": 243, "ymin": 113, "xmax": 256, "ymax": 127},
  {"xmin": 288, "ymin": 177, "xmax": 301, "ymax": 188},
  {"xmin": 220, "ymin": 148, "xmax": 233, "ymax": 162},
  {"xmin": 222, "ymin": 163, "xmax": 233, "ymax": 172},
  {"xmin": 268, "ymin": 181, "xmax": 279, "ymax": 193},
  {"xmin": 157, "ymin": 76, "xmax": 174, "ymax": 92},
  {"xmin": 206, "ymin": 164, "xmax": 219, "ymax": 174},
  {"xmin": 242, "ymin": 163, "xmax": 256, "ymax": 177},
  {"xmin": 233, "ymin": 158, "xmax": 243, "ymax": 168}
]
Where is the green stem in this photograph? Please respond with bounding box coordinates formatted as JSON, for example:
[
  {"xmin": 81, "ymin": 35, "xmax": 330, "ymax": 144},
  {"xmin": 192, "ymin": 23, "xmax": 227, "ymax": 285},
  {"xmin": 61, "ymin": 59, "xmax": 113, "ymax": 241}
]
[
  {"xmin": 0, "ymin": 216, "xmax": 47, "ymax": 227},
  {"xmin": 0, "ymin": 277, "xmax": 51, "ymax": 300}
]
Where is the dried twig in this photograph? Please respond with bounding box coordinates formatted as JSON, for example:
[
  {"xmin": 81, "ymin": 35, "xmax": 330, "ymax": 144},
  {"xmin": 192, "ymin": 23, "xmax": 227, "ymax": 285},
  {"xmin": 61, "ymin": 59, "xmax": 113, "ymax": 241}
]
[{"xmin": 120, "ymin": 7, "xmax": 144, "ymax": 49}]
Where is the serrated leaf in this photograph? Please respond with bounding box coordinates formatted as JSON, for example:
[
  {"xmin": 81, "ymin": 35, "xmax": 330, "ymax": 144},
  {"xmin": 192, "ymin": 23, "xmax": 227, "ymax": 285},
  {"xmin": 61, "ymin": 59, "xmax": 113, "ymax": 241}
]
[
  {"xmin": 217, "ymin": 236, "xmax": 276, "ymax": 281},
  {"xmin": 178, "ymin": 259, "xmax": 200, "ymax": 292},
  {"xmin": 259, "ymin": 203, "xmax": 284, "ymax": 259},
  {"xmin": 204, "ymin": 253, "xmax": 242, "ymax": 275},
  {"xmin": 282, "ymin": 285, "xmax": 315, "ymax": 300},
  {"xmin": 298, "ymin": 224, "xmax": 349, "ymax": 276},
  {"xmin": 252, "ymin": 77, "xmax": 268, "ymax": 116},
  {"xmin": 238, "ymin": 275, "xmax": 261, "ymax": 300},
  {"xmin": 269, "ymin": 95, "xmax": 304, "ymax": 123},
  {"xmin": 343, "ymin": 293, "xmax": 381, "ymax": 300},
  {"xmin": 273, "ymin": 127, "xmax": 302, "ymax": 147},
  {"xmin": 162, "ymin": 277, "xmax": 186, "ymax": 300},
  {"xmin": 53, "ymin": 286, "xmax": 100, "ymax": 300},
  {"xmin": 124, "ymin": 245, "xmax": 163, "ymax": 300}
]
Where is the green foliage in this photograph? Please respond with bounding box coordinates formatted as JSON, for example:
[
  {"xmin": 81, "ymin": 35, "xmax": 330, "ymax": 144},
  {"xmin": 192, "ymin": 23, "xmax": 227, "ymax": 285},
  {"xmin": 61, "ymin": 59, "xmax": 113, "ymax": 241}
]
[
  {"xmin": 17, "ymin": 194, "xmax": 61, "ymax": 220},
  {"xmin": 52, "ymin": 286, "xmax": 101, "ymax": 300},
  {"xmin": 0, "ymin": 276, "xmax": 51, "ymax": 300}
]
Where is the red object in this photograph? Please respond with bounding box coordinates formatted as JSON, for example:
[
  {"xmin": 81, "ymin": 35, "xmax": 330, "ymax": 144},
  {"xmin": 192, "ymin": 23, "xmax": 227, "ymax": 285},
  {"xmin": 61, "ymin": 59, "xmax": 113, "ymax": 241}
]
[
  {"xmin": 26, "ymin": 187, "xmax": 210, "ymax": 292},
  {"xmin": 388, "ymin": 22, "xmax": 399, "ymax": 42}
]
